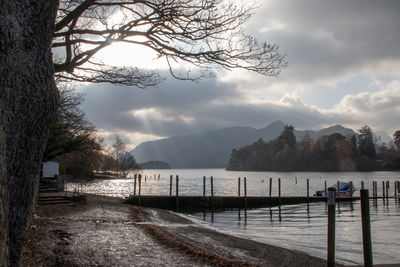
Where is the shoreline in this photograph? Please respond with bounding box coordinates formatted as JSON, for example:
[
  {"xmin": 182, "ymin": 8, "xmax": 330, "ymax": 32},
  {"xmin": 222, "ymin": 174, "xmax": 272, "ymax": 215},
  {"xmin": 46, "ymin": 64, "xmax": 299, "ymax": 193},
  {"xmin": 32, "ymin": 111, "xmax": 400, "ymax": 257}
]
[{"xmin": 22, "ymin": 193, "xmax": 332, "ymax": 266}]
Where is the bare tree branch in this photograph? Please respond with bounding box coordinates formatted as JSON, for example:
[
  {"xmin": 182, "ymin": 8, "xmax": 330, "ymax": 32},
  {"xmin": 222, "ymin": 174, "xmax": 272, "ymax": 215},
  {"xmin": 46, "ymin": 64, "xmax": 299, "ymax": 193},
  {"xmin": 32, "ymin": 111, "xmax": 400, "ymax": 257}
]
[{"xmin": 53, "ymin": 0, "xmax": 287, "ymax": 86}]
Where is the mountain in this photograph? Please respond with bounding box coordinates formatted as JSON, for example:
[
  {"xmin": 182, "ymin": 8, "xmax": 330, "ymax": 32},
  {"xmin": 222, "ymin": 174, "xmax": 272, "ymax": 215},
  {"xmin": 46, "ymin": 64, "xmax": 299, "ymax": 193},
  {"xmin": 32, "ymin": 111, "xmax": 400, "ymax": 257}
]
[
  {"xmin": 295, "ymin": 125, "xmax": 356, "ymax": 141},
  {"xmin": 139, "ymin": 161, "xmax": 171, "ymax": 169},
  {"xmin": 130, "ymin": 121, "xmax": 357, "ymax": 168}
]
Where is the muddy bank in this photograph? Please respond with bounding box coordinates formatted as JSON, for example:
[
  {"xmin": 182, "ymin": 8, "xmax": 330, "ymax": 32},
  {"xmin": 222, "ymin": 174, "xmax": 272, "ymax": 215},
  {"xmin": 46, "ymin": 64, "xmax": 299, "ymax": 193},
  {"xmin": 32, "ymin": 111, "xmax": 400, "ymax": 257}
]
[{"xmin": 22, "ymin": 194, "xmax": 332, "ymax": 267}]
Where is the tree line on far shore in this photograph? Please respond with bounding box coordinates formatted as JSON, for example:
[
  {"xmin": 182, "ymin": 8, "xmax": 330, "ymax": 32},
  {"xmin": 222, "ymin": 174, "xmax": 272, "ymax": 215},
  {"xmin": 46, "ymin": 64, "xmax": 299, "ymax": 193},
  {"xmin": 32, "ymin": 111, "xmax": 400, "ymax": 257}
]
[
  {"xmin": 227, "ymin": 125, "xmax": 400, "ymax": 172},
  {"xmin": 42, "ymin": 84, "xmax": 139, "ymax": 178}
]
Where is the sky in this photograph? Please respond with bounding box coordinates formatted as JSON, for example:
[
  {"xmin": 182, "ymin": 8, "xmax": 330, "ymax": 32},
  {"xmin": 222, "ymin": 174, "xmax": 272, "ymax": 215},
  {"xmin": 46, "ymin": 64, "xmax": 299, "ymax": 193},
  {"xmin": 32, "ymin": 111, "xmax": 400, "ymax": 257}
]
[{"xmin": 76, "ymin": 0, "xmax": 400, "ymax": 149}]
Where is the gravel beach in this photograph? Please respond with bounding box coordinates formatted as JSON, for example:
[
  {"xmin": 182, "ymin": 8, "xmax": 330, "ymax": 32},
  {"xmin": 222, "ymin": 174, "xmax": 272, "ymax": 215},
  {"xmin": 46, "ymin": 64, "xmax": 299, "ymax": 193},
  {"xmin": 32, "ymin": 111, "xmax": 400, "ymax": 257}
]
[{"xmin": 22, "ymin": 194, "xmax": 331, "ymax": 266}]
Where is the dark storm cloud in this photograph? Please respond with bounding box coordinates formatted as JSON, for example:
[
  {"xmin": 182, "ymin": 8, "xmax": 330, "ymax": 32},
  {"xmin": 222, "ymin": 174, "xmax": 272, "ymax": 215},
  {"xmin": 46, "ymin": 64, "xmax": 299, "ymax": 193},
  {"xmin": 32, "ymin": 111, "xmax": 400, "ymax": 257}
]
[
  {"xmin": 247, "ymin": 0, "xmax": 400, "ymax": 81},
  {"xmin": 79, "ymin": 76, "xmax": 242, "ymax": 136},
  {"xmin": 80, "ymin": 75, "xmax": 336, "ymax": 138},
  {"xmin": 77, "ymin": 0, "xmax": 400, "ymax": 144}
]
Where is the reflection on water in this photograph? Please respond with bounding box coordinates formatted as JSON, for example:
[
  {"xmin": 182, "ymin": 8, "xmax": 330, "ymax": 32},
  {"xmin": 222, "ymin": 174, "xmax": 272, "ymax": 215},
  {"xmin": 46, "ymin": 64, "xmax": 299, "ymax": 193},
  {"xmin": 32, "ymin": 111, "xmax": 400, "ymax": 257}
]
[
  {"xmin": 73, "ymin": 169, "xmax": 400, "ymax": 198},
  {"xmin": 68, "ymin": 169, "xmax": 400, "ymax": 265},
  {"xmin": 187, "ymin": 199, "xmax": 400, "ymax": 265}
]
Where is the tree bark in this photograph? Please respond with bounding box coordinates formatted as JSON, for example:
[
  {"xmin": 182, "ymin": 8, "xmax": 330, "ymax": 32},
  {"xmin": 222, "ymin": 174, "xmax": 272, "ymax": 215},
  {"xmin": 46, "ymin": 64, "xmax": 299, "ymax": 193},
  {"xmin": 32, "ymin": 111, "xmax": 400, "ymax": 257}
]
[
  {"xmin": 0, "ymin": 101, "xmax": 9, "ymax": 267},
  {"xmin": 0, "ymin": 1, "xmax": 59, "ymax": 266}
]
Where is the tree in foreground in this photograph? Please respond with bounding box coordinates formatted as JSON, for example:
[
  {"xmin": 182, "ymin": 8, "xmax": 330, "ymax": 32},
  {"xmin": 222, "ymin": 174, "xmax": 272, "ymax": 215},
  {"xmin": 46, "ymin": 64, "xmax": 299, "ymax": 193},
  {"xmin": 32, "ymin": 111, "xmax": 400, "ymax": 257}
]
[{"xmin": 1, "ymin": 1, "xmax": 286, "ymax": 266}]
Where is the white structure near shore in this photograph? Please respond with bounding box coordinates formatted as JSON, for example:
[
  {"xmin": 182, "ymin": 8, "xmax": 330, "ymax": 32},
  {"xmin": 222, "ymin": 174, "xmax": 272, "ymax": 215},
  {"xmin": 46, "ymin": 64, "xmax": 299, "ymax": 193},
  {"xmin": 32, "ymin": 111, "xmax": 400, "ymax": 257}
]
[{"xmin": 41, "ymin": 161, "xmax": 59, "ymax": 178}]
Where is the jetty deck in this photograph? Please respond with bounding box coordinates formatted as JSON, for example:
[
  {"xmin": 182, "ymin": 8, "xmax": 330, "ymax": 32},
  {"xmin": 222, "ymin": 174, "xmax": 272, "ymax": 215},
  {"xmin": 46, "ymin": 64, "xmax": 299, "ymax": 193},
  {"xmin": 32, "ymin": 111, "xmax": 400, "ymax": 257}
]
[{"xmin": 124, "ymin": 195, "xmax": 376, "ymax": 211}]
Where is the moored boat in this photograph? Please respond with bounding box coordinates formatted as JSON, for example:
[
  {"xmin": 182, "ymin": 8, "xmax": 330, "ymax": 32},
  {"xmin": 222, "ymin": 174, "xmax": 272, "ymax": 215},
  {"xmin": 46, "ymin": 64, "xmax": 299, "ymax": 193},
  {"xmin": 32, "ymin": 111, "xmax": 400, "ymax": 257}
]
[{"xmin": 315, "ymin": 181, "xmax": 357, "ymax": 197}]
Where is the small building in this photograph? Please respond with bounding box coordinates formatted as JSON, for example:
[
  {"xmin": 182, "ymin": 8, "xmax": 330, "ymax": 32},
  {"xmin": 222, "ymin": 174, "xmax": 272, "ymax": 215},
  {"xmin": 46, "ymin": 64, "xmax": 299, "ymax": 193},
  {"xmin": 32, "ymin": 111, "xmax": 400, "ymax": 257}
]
[{"xmin": 41, "ymin": 161, "xmax": 59, "ymax": 178}]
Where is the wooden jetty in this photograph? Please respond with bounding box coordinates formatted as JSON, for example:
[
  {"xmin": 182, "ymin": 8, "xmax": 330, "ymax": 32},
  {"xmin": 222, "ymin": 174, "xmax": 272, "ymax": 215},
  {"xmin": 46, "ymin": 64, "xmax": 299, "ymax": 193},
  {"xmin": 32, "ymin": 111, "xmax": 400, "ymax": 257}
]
[{"xmin": 125, "ymin": 195, "xmax": 365, "ymax": 212}]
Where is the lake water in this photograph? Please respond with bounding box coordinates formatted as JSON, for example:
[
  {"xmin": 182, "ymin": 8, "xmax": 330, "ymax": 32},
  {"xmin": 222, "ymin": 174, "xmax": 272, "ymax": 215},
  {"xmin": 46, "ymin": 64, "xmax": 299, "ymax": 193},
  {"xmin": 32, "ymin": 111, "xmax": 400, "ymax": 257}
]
[{"xmin": 70, "ymin": 169, "xmax": 400, "ymax": 265}]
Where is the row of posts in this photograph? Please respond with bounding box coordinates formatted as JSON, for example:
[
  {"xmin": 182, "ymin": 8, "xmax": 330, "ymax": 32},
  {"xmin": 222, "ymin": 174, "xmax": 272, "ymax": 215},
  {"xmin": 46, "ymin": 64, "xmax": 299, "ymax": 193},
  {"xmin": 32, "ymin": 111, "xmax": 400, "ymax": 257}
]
[
  {"xmin": 327, "ymin": 188, "xmax": 373, "ymax": 267},
  {"xmin": 133, "ymin": 174, "xmax": 399, "ymax": 214},
  {"xmin": 132, "ymin": 174, "xmax": 399, "ymax": 266},
  {"xmin": 133, "ymin": 174, "xmax": 400, "ymax": 198}
]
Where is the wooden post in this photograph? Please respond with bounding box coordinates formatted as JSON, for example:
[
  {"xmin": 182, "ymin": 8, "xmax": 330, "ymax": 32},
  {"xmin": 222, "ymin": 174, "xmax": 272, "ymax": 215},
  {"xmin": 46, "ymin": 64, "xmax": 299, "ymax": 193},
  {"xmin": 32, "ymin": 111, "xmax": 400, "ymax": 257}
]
[
  {"xmin": 386, "ymin": 181, "xmax": 389, "ymax": 199},
  {"xmin": 324, "ymin": 180, "xmax": 328, "ymax": 205},
  {"xmin": 306, "ymin": 178, "xmax": 310, "ymax": 203},
  {"xmin": 327, "ymin": 187, "xmax": 336, "ymax": 267},
  {"xmin": 278, "ymin": 178, "xmax": 281, "ymax": 210},
  {"xmin": 349, "ymin": 181, "xmax": 353, "ymax": 210},
  {"xmin": 337, "ymin": 181, "xmax": 340, "ymax": 213},
  {"xmin": 211, "ymin": 176, "xmax": 214, "ymax": 197},
  {"xmin": 176, "ymin": 175, "xmax": 179, "ymax": 211},
  {"xmin": 269, "ymin": 178, "xmax": 272, "ymax": 197},
  {"xmin": 360, "ymin": 189, "xmax": 373, "ymax": 267},
  {"xmin": 238, "ymin": 177, "xmax": 241, "ymax": 197},
  {"xmin": 382, "ymin": 181, "xmax": 385, "ymax": 198},
  {"xmin": 349, "ymin": 181, "xmax": 353, "ymax": 199},
  {"xmin": 244, "ymin": 177, "xmax": 247, "ymax": 214},
  {"xmin": 361, "ymin": 181, "xmax": 364, "ymax": 190},
  {"xmin": 138, "ymin": 174, "xmax": 142, "ymax": 206},
  {"xmin": 203, "ymin": 176, "xmax": 206, "ymax": 196},
  {"xmin": 134, "ymin": 174, "xmax": 137, "ymax": 196},
  {"xmin": 371, "ymin": 181, "xmax": 374, "ymax": 198},
  {"xmin": 169, "ymin": 175, "xmax": 173, "ymax": 196},
  {"xmin": 395, "ymin": 181, "xmax": 397, "ymax": 197},
  {"xmin": 395, "ymin": 180, "xmax": 399, "ymax": 196}
]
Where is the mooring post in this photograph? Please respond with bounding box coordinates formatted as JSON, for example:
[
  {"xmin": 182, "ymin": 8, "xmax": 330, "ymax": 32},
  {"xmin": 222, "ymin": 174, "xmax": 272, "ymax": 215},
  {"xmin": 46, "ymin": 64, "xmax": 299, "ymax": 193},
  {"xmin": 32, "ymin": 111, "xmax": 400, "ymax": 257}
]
[
  {"xmin": 327, "ymin": 187, "xmax": 336, "ymax": 267},
  {"xmin": 134, "ymin": 174, "xmax": 137, "ymax": 196},
  {"xmin": 203, "ymin": 176, "xmax": 206, "ymax": 196},
  {"xmin": 395, "ymin": 181, "xmax": 397, "ymax": 197},
  {"xmin": 349, "ymin": 181, "xmax": 353, "ymax": 199},
  {"xmin": 243, "ymin": 177, "xmax": 247, "ymax": 218},
  {"xmin": 382, "ymin": 181, "xmax": 385, "ymax": 198},
  {"xmin": 169, "ymin": 175, "xmax": 173, "ymax": 196},
  {"xmin": 337, "ymin": 181, "xmax": 340, "ymax": 213},
  {"xmin": 278, "ymin": 178, "xmax": 281, "ymax": 210},
  {"xmin": 349, "ymin": 181, "xmax": 354, "ymax": 210},
  {"xmin": 269, "ymin": 178, "xmax": 272, "ymax": 197},
  {"xmin": 211, "ymin": 176, "xmax": 214, "ymax": 197},
  {"xmin": 176, "ymin": 175, "xmax": 179, "ymax": 211},
  {"xmin": 307, "ymin": 178, "xmax": 310, "ymax": 203},
  {"xmin": 371, "ymin": 181, "xmax": 374, "ymax": 198},
  {"xmin": 361, "ymin": 181, "xmax": 364, "ymax": 190},
  {"xmin": 138, "ymin": 174, "xmax": 142, "ymax": 206},
  {"xmin": 386, "ymin": 181, "xmax": 389, "ymax": 199},
  {"xmin": 238, "ymin": 177, "xmax": 241, "ymax": 197},
  {"xmin": 397, "ymin": 180, "xmax": 400, "ymax": 195},
  {"xmin": 244, "ymin": 177, "xmax": 247, "ymax": 211},
  {"xmin": 360, "ymin": 189, "xmax": 373, "ymax": 267}
]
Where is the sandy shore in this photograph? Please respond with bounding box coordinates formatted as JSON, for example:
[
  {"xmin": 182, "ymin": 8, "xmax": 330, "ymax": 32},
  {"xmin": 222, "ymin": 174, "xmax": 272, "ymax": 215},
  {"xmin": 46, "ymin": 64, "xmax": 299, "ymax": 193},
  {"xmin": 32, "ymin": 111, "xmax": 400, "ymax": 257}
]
[{"xmin": 22, "ymin": 194, "xmax": 333, "ymax": 266}]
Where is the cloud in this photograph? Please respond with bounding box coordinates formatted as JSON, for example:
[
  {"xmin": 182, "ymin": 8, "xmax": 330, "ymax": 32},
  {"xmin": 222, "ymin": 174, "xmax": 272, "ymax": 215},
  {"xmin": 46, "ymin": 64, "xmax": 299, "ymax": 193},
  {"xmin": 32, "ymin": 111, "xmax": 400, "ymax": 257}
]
[
  {"xmin": 332, "ymin": 80, "xmax": 400, "ymax": 134},
  {"xmin": 230, "ymin": 0, "xmax": 400, "ymax": 95},
  {"xmin": 75, "ymin": 1, "xmax": 400, "ymax": 147}
]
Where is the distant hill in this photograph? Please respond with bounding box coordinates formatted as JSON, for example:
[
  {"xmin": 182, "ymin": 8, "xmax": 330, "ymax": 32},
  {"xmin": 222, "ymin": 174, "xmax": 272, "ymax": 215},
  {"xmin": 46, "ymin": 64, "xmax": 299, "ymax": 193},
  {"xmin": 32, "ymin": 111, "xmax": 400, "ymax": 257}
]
[
  {"xmin": 295, "ymin": 125, "xmax": 356, "ymax": 141},
  {"xmin": 139, "ymin": 161, "xmax": 171, "ymax": 169},
  {"xmin": 130, "ymin": 121, "xmax": 357, "ymax": 168}
]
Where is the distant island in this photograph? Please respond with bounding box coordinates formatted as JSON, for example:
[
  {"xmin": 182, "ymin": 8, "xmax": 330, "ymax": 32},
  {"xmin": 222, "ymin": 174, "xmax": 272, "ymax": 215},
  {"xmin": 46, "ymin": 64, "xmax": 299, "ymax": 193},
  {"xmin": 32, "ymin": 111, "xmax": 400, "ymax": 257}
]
[
  {"xmin": 139, "ymin": 161, "xmax": 171, "ymax": 169},
  {"xmin": 227, "ymin": 125, "xmax": 400, "ymax": 172}
]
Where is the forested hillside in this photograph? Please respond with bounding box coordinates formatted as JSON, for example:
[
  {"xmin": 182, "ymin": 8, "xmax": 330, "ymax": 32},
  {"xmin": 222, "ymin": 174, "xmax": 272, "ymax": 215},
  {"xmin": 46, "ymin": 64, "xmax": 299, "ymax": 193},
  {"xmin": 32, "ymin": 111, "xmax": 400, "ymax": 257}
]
[{"xmin": 227, "ymin": 125, "xmax": 400, "ymax": 171}]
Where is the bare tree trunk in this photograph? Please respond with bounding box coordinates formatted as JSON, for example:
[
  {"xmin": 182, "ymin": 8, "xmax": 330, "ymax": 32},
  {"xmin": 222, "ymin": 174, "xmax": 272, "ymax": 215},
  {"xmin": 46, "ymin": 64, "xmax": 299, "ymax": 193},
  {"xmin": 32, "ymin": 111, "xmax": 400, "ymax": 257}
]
[
  {"xmin": 0, "ymin": 1, "xmax": 59, "ymax": 266},
  {"xmin": 0, "ymin": 102, "xmax": 9, "ymax": 266}
]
